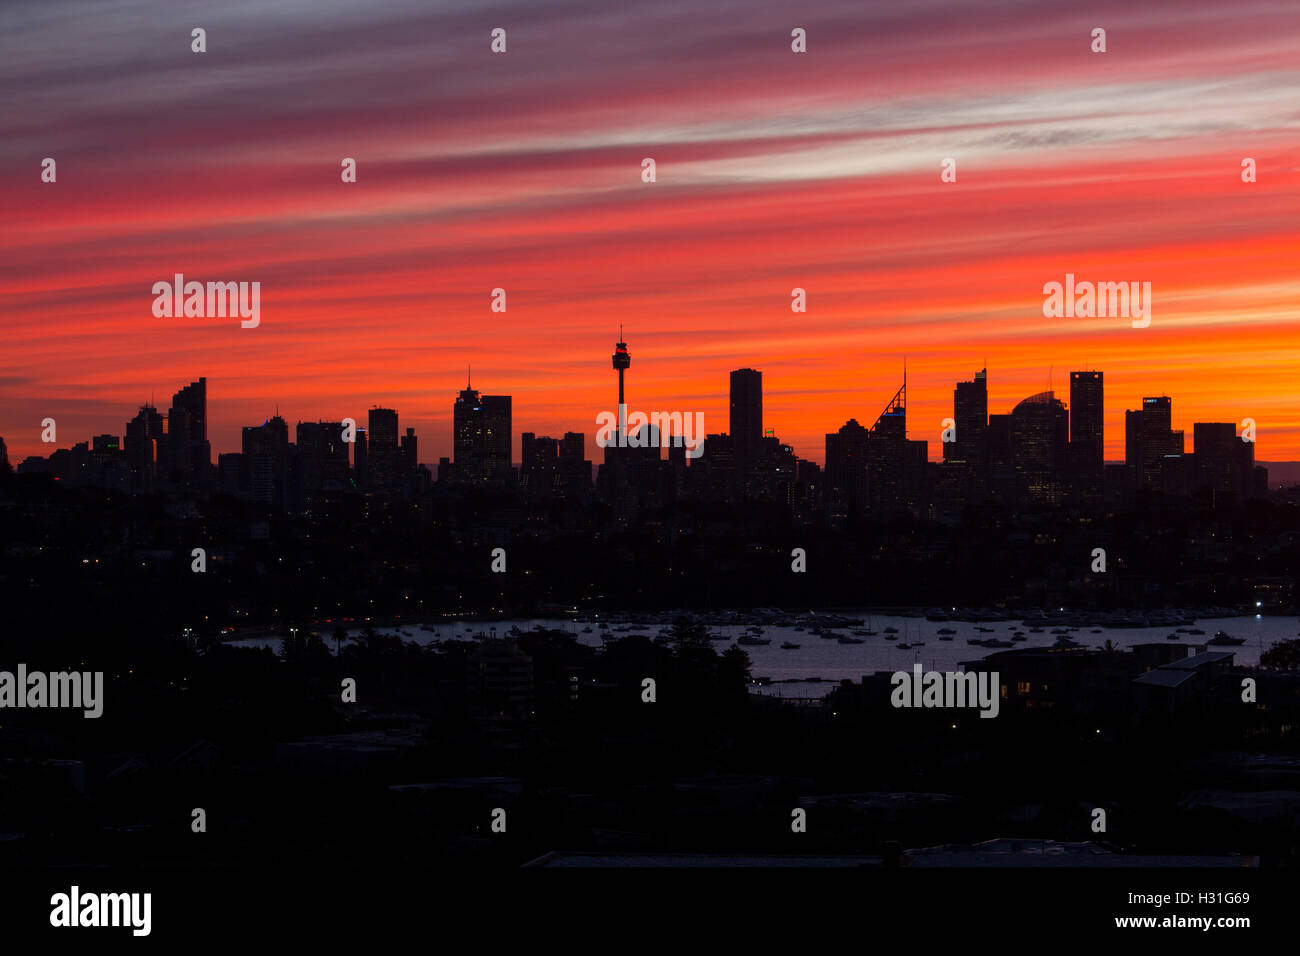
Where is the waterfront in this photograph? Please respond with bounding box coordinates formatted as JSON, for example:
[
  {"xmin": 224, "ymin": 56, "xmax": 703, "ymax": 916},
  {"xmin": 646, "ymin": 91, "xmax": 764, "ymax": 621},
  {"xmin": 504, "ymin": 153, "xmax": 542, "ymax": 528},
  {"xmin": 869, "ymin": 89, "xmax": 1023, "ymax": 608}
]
[{"xmin": 227, "ymin": 612, "xmax": 1294, "ymax": 698}]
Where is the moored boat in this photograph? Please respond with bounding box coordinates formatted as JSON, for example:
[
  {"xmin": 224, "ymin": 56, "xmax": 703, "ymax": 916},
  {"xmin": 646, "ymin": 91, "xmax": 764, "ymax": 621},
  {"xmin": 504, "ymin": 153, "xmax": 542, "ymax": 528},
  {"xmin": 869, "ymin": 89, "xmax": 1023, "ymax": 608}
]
[{"xmin": 1207, "ymin": 631, "xmax": 1245, "ymax": 646}]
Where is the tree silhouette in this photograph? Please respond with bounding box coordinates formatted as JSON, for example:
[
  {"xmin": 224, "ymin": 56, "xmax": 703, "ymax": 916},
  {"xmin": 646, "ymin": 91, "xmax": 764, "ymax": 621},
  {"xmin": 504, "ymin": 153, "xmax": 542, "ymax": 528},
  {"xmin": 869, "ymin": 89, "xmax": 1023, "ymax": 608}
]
[{"xmin": 1261, "ymin": 639, "xmax": 1300, "ymax": 670}]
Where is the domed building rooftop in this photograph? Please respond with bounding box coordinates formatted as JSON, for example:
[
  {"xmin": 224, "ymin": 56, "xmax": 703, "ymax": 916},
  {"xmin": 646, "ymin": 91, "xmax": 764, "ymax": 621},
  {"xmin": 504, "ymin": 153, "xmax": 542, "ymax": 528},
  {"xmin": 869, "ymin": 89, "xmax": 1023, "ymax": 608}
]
[{"xmin": 1013, "ymin": 390, "xmax": 1058, "ymax": 412}]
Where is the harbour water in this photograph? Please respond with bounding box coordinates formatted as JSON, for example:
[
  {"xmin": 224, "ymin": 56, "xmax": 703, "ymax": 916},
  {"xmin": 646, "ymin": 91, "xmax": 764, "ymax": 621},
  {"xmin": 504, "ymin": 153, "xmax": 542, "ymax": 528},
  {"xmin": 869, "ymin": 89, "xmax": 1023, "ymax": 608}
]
[{"xmin": 227, "ymin": 612, "xmax": 1294, "ymax": 699}]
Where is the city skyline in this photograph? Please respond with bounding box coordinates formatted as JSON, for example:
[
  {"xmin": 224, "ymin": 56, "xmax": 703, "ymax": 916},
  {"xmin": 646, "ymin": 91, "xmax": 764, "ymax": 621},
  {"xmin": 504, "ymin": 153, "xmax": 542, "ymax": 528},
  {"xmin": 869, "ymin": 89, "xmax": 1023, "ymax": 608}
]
[
  {"xmin": 1, "ymin": 337, "xmax": 1289, "ymax": 472},
  {"xmin": 4, "ymin": 0, "xmax": 1298, "ymax": 920},
  {"xmin": 5, "ymin": 350, "xmax": 1270, "ymax": 475}
]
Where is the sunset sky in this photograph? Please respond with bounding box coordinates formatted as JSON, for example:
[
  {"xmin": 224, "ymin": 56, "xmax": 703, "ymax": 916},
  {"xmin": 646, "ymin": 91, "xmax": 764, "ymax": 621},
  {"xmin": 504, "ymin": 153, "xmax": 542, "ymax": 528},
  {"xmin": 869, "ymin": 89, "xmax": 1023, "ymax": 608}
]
[{"xmin": 3, "ymin": 0, "xmax": 1298, "ymax": 467}]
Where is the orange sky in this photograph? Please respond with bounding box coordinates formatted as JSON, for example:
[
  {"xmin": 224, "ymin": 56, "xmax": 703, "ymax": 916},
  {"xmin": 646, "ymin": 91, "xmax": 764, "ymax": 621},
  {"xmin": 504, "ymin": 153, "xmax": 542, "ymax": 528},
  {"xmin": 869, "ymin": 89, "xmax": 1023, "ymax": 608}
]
[{"xmin": 2, "ymin": 0, "xmax": 1298, "ymax": 466}]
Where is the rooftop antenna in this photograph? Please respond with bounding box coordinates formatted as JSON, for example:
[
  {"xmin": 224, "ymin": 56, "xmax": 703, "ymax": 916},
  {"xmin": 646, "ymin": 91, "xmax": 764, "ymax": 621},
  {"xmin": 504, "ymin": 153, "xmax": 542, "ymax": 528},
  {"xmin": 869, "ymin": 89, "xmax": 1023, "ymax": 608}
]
[{"xmin": 467, "ymin": 363, "xmax": 471, "ymax": 389}]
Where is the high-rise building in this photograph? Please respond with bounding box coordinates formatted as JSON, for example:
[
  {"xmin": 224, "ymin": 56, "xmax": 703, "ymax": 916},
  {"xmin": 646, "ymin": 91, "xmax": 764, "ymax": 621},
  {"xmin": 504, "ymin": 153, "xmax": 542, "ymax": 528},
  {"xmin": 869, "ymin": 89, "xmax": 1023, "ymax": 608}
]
[
  {"xmin": 795, "ymin": 458, "xmax": 823, "ymax": 520},
  {"xmin": 242, "ymin": 415, "xmax": 289, "ymax": 506},
  {"xmin": 948, "ymin": 368, "xmax": 988, "ymax": 465},
  {"xmin": 667, "ymin": 434, "xmax": 687, "ymax": 492},
  {"xmin": 987, "ymin": 413, "xmax": 1014, "ymax": 475},
  {"xmin": 559, "ymin": 432, "xmax": 591, "ymax": 489},
  {"xmin": 167, "ymin": 377, "xmax": 210, "ymax": 483},
  {"xmin": 1193, "ymin": 422, "xmax": 1254, "ymax": 500},
  {"xmin": 1125, "ymin": 408, "xmax": 1143, "ymax": 482},
  {"xmin": 400, "ymin": 427, "xmax": 418, "ymax": 474},
  {"xmin": 367, "ymin": 407, "xmax": 400, "ymax": 489},
  {"xmin": 352, "ymin": 425, "xmax": 367, "ymax": 487},
  {"xmin": 765, "ymin": 438, "xmax": 799, "ymax": 508},
  {"xmin": 866, "ymin": 379, "xmax": 910, "ymax": 516},
  {"xmin": 694, "ymin": 433, "xmax": 735, "ymax": 502},
  {"xmin": 1069, "ymin": 371, "xmax": 1104, "ymax": 478},
  {"xmin": 124, "ymin": 403, "xmax": 164, "ymax": 494},
  {"xmin": 296, "ymin": 421, "xmax": 350, "ymax": 496},
  {"xmin": 1141, "ymin": 395, "xmax": 1171, "ymax": 433},
  {"xmin": 1010, "ymin": 390, "xmax": 1068, "ymax": 503},
  {"xmin": 217, "ymin": 452, "xmax": 243, "ymax": 497},
  {"xmin": 453, "ymin": 380, "xmax": 512, "ymax": 481},
  {"xmin": 1127, "ymin": 396, "xmax": 1181, "ymax": 490},
  {"xmin": 730, "ymin": 368, "xmax": 762, "ymax": 469},
  {"xmin": 825, "ymin": 418, "xmax": 869, "ymax": 523},
  {"xmin": 521, "ymin": 432, "xmax": 559, "ymax": 493},
  {"xmin": 1194, "ymin": 422, "xmax": 1237, "ymax": 459},
  {"xmin": 86, "ymin": 434, "xmax": 127, "ymax": 492}
]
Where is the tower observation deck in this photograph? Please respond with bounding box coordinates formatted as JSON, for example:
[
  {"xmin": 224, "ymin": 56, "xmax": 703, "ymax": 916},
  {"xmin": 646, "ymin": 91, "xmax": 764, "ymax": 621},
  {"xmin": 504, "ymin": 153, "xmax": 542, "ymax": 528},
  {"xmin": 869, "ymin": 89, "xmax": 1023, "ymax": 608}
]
[{"xmin": 612, "ymin": 327, "xmax": 630, "ymax": 406}]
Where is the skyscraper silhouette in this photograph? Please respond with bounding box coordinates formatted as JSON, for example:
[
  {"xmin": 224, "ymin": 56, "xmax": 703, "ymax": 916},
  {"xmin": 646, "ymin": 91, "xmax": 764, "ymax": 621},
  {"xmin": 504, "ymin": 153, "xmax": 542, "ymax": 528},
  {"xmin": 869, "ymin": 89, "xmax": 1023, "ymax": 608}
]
[
  {"xmin": 125, "ymin": 403, "xmax": 164, "ymax": 494},
  {"xmin": 949, "ymin": 368, "xmax": 988, "ymax": 467},
  {"xmin": 453, "ymin": 379, "xmax": 512, "ymax": 481},
  {"xmin": 296, "ymin": 421, "xmax": 350, "ymax": 497},
  {"xmin": 866, "ymin": 376, "xmax": 911, "ymax": 516},
  {"xmin": 730, "ymin": 368, "xmax": 762, "ymax": 471},
  {"xmin": 1011, "ymin": 390, "xmax": 1068, "ymax": 503},
  {"xmin": 1127, "ymin": 396, "xmax": 1182, "ymax": 490},
  {"xmin": 521, "ymin": 432, "xmax": 559, "ymax": 494},
  {"xmin": 825, "ymin": 418, "xmax": 869, "ymax": 523},
  {"xmin": 367, "ymin": 407, "xmax": 400, "ymax": 490},
  {"xmin": 242, "ymin": 415, "xmax": 289, "ymax": 507},
  {"xmin": 167, "ymin": 377, "xmax": 209, "ymax": 483},
  {"xmin": 1069, "ymin": 371, "xmax": 1104, "ymax": 481}
]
